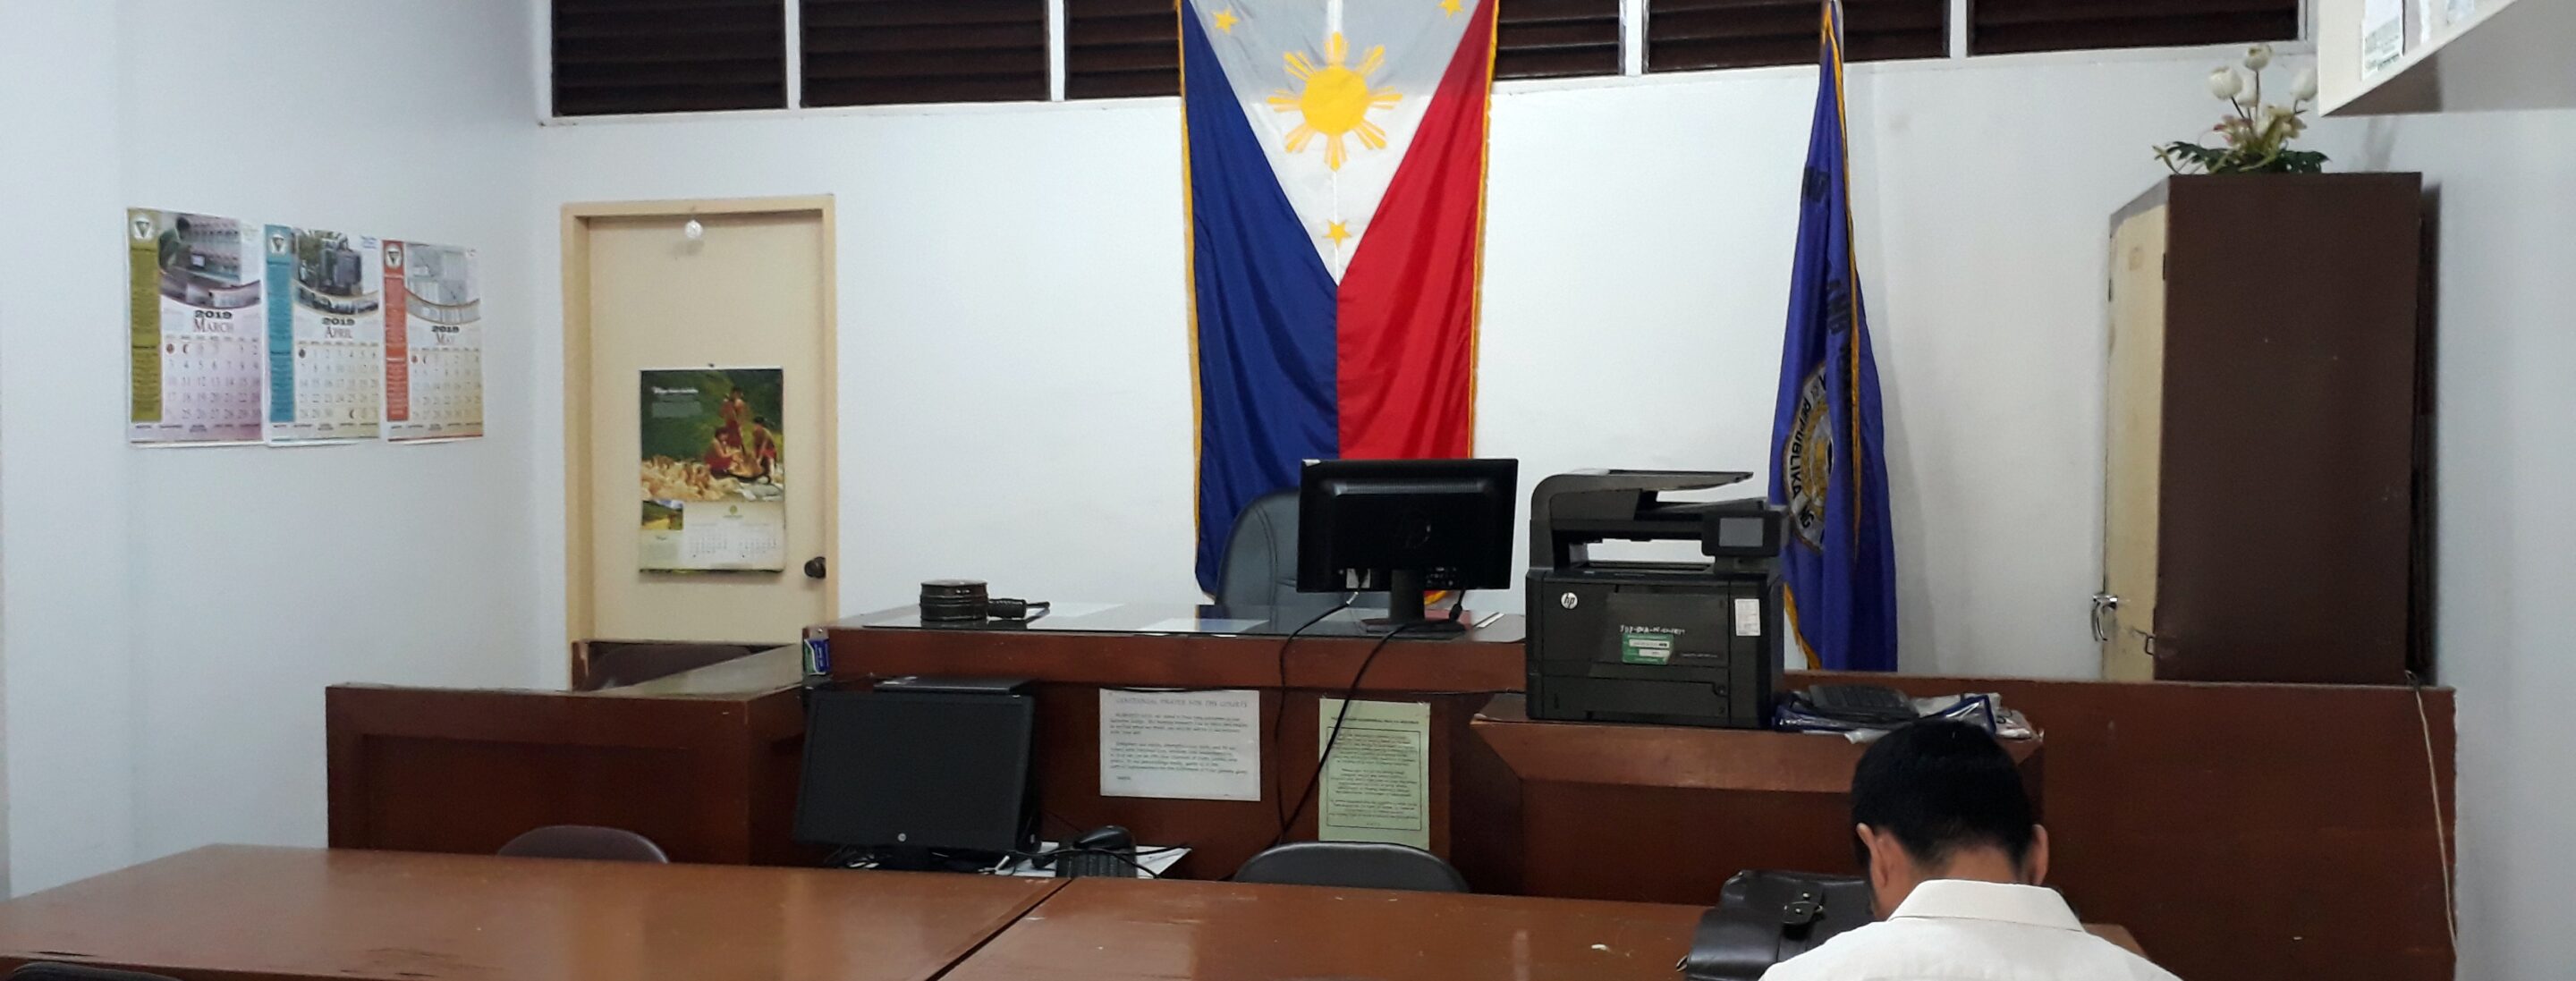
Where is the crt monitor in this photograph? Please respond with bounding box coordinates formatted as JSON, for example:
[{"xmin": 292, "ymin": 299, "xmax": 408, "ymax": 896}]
[
  {"xmin": 1296, "ymin": 458, "xmax": 1519, "ymax": 632},
  {"xmin": 794, "ymin": 689, "xmax": 1036, "ymax": 867}
]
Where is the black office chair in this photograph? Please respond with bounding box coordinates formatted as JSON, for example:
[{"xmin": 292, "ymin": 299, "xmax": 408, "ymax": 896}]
[
  {"xmin": 1232, "ymin": 841, "xmax": 1470, "ymax": 893},
  {"xmin": 10, "ymin": 964, "xmax": 185, "ymax": 981},
  {"xmin": 1216, "ymin": 490, "xmax": 1383, "ymax": 624},
  {"xmin": 496, "ymin": 825, "xmax": 670, "ymax": 863}
]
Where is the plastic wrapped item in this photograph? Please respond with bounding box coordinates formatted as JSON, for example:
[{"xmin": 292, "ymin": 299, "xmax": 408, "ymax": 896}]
[{"xmin": 1774, "ymin": 692, "xmax": 2037, "ymax": 743}]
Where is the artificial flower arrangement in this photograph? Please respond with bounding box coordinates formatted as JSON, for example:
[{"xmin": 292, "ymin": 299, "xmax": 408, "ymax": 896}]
[{"xmin": 2155, "ymin": 44, "xmax": 2328, "ymax": 174}]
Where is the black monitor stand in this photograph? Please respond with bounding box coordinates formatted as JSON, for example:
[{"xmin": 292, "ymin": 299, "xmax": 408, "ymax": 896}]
[{"xmin": 1360, "ymin": 569, "xmax": 1468, "ymax": 635}]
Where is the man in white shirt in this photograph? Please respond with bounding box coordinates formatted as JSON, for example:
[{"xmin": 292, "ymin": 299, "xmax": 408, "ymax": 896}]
[{"xmin": 1760, "ymin": 721, "xmax": 2181, "ymax": 981}]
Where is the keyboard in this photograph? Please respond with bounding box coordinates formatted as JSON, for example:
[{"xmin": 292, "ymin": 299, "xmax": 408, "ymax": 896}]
[
  {"xmin": 1800, "ymin": 684, "xmax": 1921, "ymax": 725},
  {"xmin": 1052, "ymin": 849, "xmax": 1137, "ymax": 879}
]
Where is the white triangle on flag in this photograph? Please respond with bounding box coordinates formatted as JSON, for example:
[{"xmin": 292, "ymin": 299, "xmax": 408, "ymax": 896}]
[{"xmin": 1193, "ymin": 0, "xmax": 1484, "ymax": 280}]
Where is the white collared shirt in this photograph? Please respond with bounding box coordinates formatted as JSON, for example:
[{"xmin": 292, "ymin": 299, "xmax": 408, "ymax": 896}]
[{"xmin": 1758, "ymin": 879, "xmax": 2182, "ymax": 981}]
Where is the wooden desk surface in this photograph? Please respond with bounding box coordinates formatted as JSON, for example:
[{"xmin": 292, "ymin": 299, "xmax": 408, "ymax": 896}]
[
  {"xmin": 0, "ymin": 847, "xmax": 1058, "ymax": 981},
  {"xmin": 942, "ymin": 876, "xmax": 1705, "ymax": 981},
  {"xmin": 826, "ymin": 605, "xmax": 1526, "ymax": 692}
]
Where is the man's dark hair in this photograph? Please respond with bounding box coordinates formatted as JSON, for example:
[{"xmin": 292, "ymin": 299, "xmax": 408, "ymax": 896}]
[{"xmin": 1850, "ymin": 720, "xmax": 2036, "ymax": 870}]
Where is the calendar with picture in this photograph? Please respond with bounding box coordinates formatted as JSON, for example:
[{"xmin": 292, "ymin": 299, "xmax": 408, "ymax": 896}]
[{"xmin": 637, "ymin": 368, "xmax": 786, "ymax": 571}]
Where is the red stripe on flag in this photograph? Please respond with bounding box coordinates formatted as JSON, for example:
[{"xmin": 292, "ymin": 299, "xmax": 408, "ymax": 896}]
[{"xmin": 1332, "ymin": 0, "xmax": 1494, "ymax": 460}]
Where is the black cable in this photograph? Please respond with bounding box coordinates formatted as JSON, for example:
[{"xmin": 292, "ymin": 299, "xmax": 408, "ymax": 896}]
[
  {"xmin": 1266, "ymin": 621, "xmax": 1431, "ymax": 852},
  {"xmin": 1268, "ymin": 596, "xmax": 1356, "ymax": 833}
]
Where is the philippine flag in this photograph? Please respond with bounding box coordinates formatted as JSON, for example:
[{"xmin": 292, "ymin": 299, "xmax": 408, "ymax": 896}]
[{"xmin": 1185, "ymin": 0, "xmax": 1497, "ymax": 592}]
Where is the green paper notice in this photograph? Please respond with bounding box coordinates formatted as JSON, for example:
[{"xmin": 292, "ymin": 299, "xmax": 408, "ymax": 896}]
[{"xmin": 1318, "ymin": 698, "xmax": 1431, "ymax": 850}]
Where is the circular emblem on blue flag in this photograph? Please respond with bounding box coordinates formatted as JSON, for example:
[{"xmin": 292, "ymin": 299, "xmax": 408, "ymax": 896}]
[{"xmin": 1783, "ymin": 365, "xmax": 1834, "ymax": 550}]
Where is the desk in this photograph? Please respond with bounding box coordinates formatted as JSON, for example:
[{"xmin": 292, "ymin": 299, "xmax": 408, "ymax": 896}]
[
  {"xmin": 831, "ymin": 615, "xmax": 2454, "ymax": 981},
  {"xmin": 826, "ymin": 605, "xmax": 1523, "ymax": 877},
  {"xmin": 941, "ymin": 876, "xmax": 1703, "ymax": 981},
  {"xmin": 0, "ymin": 850, "xmax": 2150, "ymax": 981},
  {"xmin": 326, "ymin": 647, "xmax": 809, "ymax": 864},
  {"xmin": 331, "ymin": 613, "xmax": 2456, "ymax": 981},
  {"xmin": 0, "ymin": 846, "xmax": 1058, "ymax": 981},
  {"xmin": 1461, "ymin": 695, "xmax": 2042, "ymax": 901}
]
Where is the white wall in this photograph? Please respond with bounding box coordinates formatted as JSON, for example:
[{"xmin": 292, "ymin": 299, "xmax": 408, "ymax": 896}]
[
  {"xmin": 533, "ymin": 47, "xmax": 2370, "ymax": 680},
  {"xmin": 2380, "ymin": 105, "xmax": 2576, "ymax": 981},
  {"xmin": 0, "ymin": 0, "xmax": 543, "ymax": 894},
  {"xmin": 0, "ymin": 0, "xmax": 139, "ymax": 897}
]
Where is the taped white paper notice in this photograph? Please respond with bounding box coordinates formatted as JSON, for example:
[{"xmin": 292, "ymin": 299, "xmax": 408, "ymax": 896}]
[
  {"xmin": 1733, "ymin": 597, "xmax": 1763, "ymax": 637},
  {"xmin": 1317, "ymin": 698, "xmax": 1432, "ymax": 850},
  {"xmin": 1099, "ymin": 689, "xmax": 1261, "ymax": 801},
  {"xmin": 2363, "ymin": 0, "xmax": 2405, "ymax": 73}
]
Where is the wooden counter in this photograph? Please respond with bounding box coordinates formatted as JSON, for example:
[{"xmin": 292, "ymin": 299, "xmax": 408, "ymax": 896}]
[
  {"xmin": 326, "ymin": 647, "xmax": 810, "ymax": 864},
  {"xmin": 827, "ymin": 605, "xmax": 1523, "ymax": 878},
  {"xmin": 1462, "ymin": 695, "xmax": 2043, "ymax": 901},
  {"xmin": 329, "ymin": 611, "xmax": 2455, "ymax": 981},
  {"xmin": 1460, "ymin": 673, "xmax": 2457, "ymax": 981}
]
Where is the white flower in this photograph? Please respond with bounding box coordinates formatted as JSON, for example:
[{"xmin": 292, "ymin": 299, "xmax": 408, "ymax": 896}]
[
  {"xmin": 2207, "ymin": 68, "xmax": 2245, "ymax": 100},
  {"xmin": 2292, "ymin": 66, "xmax": 2318, "ymax": 102},
  {"xmin": 2243, "ymin": 44, "xmax": 2274, "ymax": 71}
]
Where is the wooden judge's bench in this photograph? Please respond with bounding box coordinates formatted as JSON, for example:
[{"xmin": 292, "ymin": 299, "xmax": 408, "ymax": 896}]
[{"xmin": 329, "ymin": 605, "xmax": 2457, "ymax": 981}]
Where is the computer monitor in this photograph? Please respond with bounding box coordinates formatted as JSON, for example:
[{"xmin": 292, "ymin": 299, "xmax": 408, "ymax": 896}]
[
  {"xmin": 1296, "ymin": 458, "xmax": 1520, "ymax": 633},
  {"xmin": 793, "ymin": 689, "xmax": 1036, "ymax": 867}
]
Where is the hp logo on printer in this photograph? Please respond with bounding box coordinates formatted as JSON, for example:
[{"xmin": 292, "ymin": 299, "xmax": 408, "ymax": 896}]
[{"xmin": 1559, "ymin": 592, "xmax": 1579, "ymax": 609}]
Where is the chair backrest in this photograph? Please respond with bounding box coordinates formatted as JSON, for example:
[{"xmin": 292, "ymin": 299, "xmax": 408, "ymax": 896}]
[
  {"xmin": 1216, "ymin": 489, "xmax": 1382, "ymax": 623},
  {"xmin": 496, "ymin": 825, "xmax": 670, "ymax": 863},
  {"xmin": 10, "ymin": 965, "xmax": 185, "ymax": 981},
  {"xmin": 1233, "ymin": 841, "xmax": 1470, "ymax": 893}
]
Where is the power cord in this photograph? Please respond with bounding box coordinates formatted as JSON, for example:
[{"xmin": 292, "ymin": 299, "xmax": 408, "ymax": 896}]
[
  {"xmin": 1268, "ymin": 596, "xmax": 1356, "ymax": 833},
  {"xmin": 1267, "ymin": 602, "xmax": 1458, "ymax": 852},
  {"xmin": 2407, "ymin": 670, "xmax": 2458, "ymax": 955}
]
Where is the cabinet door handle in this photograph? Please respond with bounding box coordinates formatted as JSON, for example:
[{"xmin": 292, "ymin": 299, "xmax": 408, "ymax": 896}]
[{"xmin": 2089, "ymin": 593, "xmax": 2120, "ymax": 643}]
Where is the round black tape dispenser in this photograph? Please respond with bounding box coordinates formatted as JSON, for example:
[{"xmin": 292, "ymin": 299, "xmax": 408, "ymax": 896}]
[{"xmin": 919, "ymin": 579, "xmax": 1048, "ymax": 626}]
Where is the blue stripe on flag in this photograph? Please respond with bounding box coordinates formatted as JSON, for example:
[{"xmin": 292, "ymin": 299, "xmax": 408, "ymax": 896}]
[{"xmin": 1185, "ymin": 1, "xmax": 1340, "ymax": 594}]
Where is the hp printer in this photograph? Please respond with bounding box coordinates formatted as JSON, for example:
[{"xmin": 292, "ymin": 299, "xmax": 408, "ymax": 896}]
[{"xmin": 1524, "ymin": 470, "xmax": 1785, "ymax": 729}]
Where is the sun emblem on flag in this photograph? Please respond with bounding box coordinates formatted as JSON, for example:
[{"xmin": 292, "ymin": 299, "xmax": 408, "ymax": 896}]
[{"xmin": 1269, "ymin": 33, "xmax": 1400, "ymax": 172}]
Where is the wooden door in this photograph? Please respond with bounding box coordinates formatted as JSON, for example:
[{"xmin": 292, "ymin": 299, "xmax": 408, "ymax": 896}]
[
  {"xmin": 2099, "ymin": 204, "xmax": 2167, "ymax": 681},
  {"xmin": 564, "ymin": 199, "xmax": 836, "ymax": 646}
]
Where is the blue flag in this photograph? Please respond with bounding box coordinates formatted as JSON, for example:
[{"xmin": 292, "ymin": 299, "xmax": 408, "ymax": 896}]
[{"xmin": 1767, "ymin": 0, "xmax": 1897, "ymax": 672}]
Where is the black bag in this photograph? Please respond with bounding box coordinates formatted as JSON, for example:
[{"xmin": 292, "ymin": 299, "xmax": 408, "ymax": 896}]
[{"xmin": 1678, "ymin": 871, "xmax": 1875, "ymax": 981}]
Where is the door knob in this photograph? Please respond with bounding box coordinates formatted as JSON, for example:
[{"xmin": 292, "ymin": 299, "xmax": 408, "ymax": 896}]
[{"xmin": 803, "ymin": 556, "xmax": 827, "ymax": 579}]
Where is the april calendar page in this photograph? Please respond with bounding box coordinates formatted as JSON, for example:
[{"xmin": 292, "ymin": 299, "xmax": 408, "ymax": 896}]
[{"xmin": 263, "ymin": 224, "xmax": 384, "ymax": 444}]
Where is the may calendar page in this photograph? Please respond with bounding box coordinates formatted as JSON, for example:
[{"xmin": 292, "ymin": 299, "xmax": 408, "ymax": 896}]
[
  {"xmin": 263, "ymin": 225, "xmax": 386, "ymax": 444},
  {"xmin": 383, "ymin": 241, "xmax": 484, "ymax": 443},
  {"xmin": 127, "ymin": 209, "xmax": 267, "ymax": 445},
  {"xmin": 638, "ymin": 368, "xmax": 787, "ymax": 572}
]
